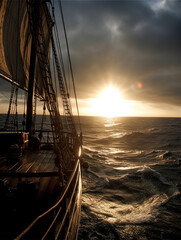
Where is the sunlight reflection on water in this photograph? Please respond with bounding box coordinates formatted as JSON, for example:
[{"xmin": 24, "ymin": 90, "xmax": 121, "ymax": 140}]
[{"xmin": 114, "ymin": 166, "xmax": 140, "ymax": 170}]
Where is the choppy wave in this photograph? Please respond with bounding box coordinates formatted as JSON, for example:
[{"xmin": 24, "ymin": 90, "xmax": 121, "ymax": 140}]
[
  {"xmin": 156, "ymin": 151, "xmax": 181, "ymax": 161},
  {"xmin": 122, "ymin": 131, "xmax": 147, "ymax": 138},
  {"xmin": 147, "ymin": 127, "xmax": 158, "ymax": 132},
  {"xmin": 139, "ymin": 167, "xmax": 178, "ymax": 195},
  {"xmin": 78, "ymin": 117, "xmax": 181, "ymax": 240}
]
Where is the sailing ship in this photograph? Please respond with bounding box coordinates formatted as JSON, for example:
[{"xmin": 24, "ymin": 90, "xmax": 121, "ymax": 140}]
[{"xmin": 0, "ymin": 0, "xmax": 82, "ymax": 239}]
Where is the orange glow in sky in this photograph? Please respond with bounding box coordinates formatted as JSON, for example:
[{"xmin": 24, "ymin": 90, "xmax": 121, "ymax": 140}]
[{"xmin": 137, "ymin": 82, "xmax": 143, "ymax": 88}]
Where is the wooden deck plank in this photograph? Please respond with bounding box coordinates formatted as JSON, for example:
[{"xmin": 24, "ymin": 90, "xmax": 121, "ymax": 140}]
[
  {"xmin": 0, "ymin": 150, "xmax": 56, "ymax": 174},
  {"xmin": 36, "ymin": 151, "xmax": 55, "ymax": 172},
  {"xmin": 31, "ymin": 151, "xmax": 49, "ymax": 173},
  {"xmin": 9, "ymin": 161, "xmax": 21, "ymax": 171}
]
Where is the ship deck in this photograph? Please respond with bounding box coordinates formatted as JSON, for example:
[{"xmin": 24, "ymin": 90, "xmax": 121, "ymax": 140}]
[
  {"xmin": 0, "ymin": 149, "xmax": 82, "ymax": 239},
  {"xmin": 0, "ymin": 150, "xmax": 57, "ymax": 175},
  {"xmin": 0, "ymin": 149, "xmax": 61, "ymax": 202}
]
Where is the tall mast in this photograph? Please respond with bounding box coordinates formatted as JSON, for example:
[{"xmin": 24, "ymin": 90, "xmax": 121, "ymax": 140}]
[
  {"xmin": 26, "ymin": 38, "xmax": 36, "ymax": 135},
  {"xmin": 26, "ymin": 0, "xmax": 40, "ymax": 136}
]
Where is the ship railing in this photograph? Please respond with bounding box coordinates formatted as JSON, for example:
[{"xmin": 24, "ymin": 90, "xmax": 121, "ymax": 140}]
[
  {"xmin": 0, "ymin": 130, "xmax": 78, "ymax": 151},
  {"xmin": 14, "ymin": 158, "xmax": 81, "ymax": 240},
  {"xmin": 35, "ymin": 130, "xmax": 77, "ymax": 150}
]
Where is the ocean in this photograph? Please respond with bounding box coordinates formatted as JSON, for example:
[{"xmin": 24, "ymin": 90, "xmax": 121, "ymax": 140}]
[
  {"xmin": 0, "ymin": 115, "xmax": 181, "ymax": 239},
  {"xmin": 78, "ymin": 116, "xmax": 181, "ymax": 240}
]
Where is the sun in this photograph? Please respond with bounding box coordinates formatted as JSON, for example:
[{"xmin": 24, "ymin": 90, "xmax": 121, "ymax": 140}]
[{"xmin": 91, "ymin": 86, "xmax": 131, "ymax": 117}]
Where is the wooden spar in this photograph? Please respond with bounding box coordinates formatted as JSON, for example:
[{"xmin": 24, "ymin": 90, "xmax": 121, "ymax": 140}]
[
  {"xmin": 0, "ymin": 71, "xmax": 43, "ymax": 100},
  {"xmin": 26, "ymin": 0, "xmax": 40, "ymax": 136}
]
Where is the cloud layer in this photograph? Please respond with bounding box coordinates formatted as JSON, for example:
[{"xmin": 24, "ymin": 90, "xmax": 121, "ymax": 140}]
[{"xmin": 61, "ymin": 0, "xmax": 181, "ymax": 106}]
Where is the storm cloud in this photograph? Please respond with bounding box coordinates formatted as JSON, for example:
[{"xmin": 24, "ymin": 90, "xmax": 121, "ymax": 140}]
[
  {"xmin": 0, "ymin": 0, "xmax": 180, "ymax": 116},
  {"xmin": 61, "ymin": 0, "xmax": 181, "ymax": 106}
]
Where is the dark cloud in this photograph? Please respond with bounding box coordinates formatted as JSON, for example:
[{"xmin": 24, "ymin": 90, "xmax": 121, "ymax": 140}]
[
  {"xmin": 0, "ymin": 0, "xmax": 180, "ymax": 115},
  {"xmin": 60, "ymin": 0, "xmax": 181, "ymax": 106}
]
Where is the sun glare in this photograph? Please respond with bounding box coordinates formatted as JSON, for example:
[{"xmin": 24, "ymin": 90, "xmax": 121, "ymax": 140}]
[{"xmin": 92, "ymin": 86, "xmax": 132, "ymax": 117}]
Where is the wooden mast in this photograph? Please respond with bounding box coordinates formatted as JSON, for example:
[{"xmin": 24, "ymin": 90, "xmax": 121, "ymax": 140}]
[
  {"xmin": 26, "ymin": 0, "xmax": 40, "ymax": 136},
  {"xmin": 26, "ymin": 39, "xmax": 36, "ymax": 135}
]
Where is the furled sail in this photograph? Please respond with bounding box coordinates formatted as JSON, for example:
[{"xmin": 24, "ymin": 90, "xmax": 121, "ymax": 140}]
[{"xmin": 0, "ymin": 0, "xmax": 50, "ymax": 98}]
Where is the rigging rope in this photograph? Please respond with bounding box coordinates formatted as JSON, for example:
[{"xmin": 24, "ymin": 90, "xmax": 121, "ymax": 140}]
[
  {"xmin": 27, "ymin": 0, "xmax": 75, "ymax": 168},
  {"xmin": 54, "ymin": 18, "xmax": 68, "ymax": 97},
  {"xmin": 14, "ymin": 0, "xmax": 20, "ymax": 132},
  {"xmin": 22, "ymin": 92, "xmax": 26, "ymax": 131},
  {"xmin": 53, "ymin": 21, "xmax": 75, "ymax": 127},
  {"xmin": 15, "ymin": 88, "xmax": 19, "ymax": 132},
  {"xmin": 4, "ymin": 0, "xmax": 20, "ymax": 131},
  {"xmin": 32, "ymin": 84, "xmax": 37, "ymax": 134},
  {"xmin": 4, "ymin": 86, "xmax": 19, "ymax": 131},
  {"xmin": 39, "ymin": 102, "xmax": 46, "ymax": 141},
  {"xmin": 44, "ymin": 4, "xmax": 76, "ymax": 134},
  {"xmin": 4, "ymin": 84, "xmax": 15, "ymax": 130},
  {"xmin": 58, "ymin": 0, "xmax": 82, "ymax": 133}
]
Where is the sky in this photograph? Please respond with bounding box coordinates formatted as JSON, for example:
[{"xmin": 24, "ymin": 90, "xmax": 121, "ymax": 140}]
[
  {"xmin": 60, "ymin": 0, "xmax": 181, "ymax": 117},
  {"xmin": 0, "ymin": 0, "xmax": 181, "ymax": 117}
]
